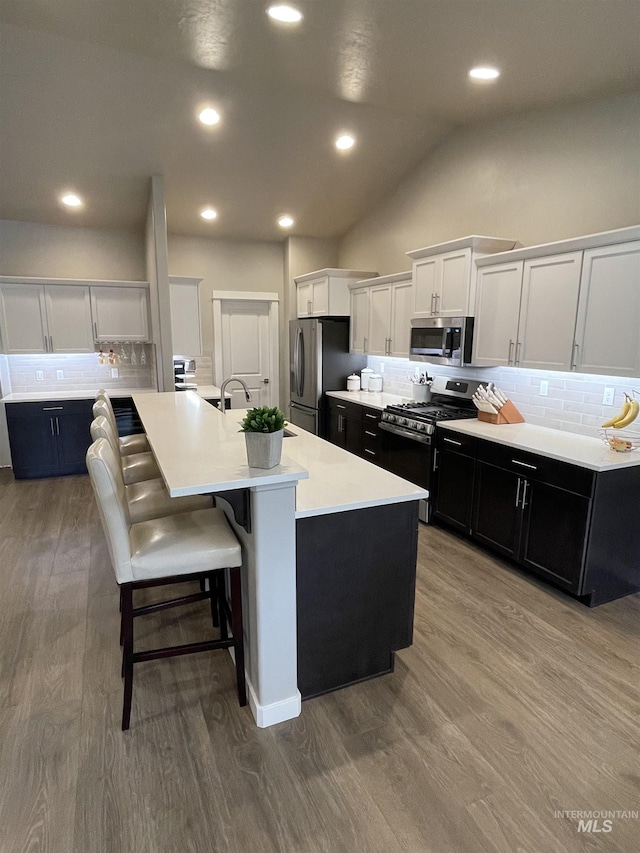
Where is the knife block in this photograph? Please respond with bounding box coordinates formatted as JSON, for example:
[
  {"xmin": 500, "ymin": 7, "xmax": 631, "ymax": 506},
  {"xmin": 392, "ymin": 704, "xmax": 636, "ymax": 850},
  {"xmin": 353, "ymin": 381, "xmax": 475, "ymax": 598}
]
[{"xmin": 477, "ymin": 399, "xmax": 524, "ymax": 425}]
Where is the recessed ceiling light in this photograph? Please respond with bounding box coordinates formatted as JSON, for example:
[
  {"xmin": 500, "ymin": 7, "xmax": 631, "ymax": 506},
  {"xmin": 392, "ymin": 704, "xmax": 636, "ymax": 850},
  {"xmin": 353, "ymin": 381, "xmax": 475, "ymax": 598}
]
[
  {"xmin": 335, "ymin": 134, "xmax": 355, "ymax": 151},
  {"xmin": 469, "ymin": 66, "xmax": 501, "ymax": 81},
  {"xmin": 267, "ymin": 5, "xmax": 303, "ymax": 24},
  {"xmin": 201, "ymin": 208, "xmax": 218, "ymax": 221},
  {"xmin": 278, "ymin": 215, "xmax": 294, "ymax": 228},
  {"xmin": 61, "ymin": 192, "xmax": 83, "ymax": 208},
  {"xmin": 198, "ymin": 107, "xmax": 221, "ymax": 126}
]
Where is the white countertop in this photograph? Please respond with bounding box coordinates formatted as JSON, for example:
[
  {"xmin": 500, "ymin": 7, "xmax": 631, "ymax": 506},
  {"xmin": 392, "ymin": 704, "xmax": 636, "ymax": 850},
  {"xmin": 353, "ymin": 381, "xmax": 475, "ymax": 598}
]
[
  {"xmin": 439, "ymin": 420, "xmax": 640, "ymax": 472},
  {"xmin": 133, "ymin": 391, "xmax": 427, "ymax": 515},
  {"xmin": 2, "ymin": 387, "xmax": 157, "ymax": 402},
  {"xmin": 195, "ymin": 385, "xmax": 231, "ymax": 400},
  {"xmin": 326, "ymin": 389, "xmax": 408, "ymax": 411}
]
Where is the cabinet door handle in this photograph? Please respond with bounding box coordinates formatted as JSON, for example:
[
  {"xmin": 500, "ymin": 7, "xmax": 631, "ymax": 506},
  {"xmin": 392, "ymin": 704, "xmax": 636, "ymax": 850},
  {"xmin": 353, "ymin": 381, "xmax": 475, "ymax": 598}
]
[
  {"xmin": 388, "ymin": 337, "xmax": 392, "ymax": 354},
  {"xmin": 515, "ymin": 477, "xmax": 522, "ymax": 508},
  {"xmin": 571, "ymin": 343, "xmax": 580, "ymax": 369},
  {"xmin": 512, "ymin": 459, "xmax": 537, "ymax": 470},
  {"xmin": 434, "ymin": 293, "xmax": 440, "ymax": 314},
  {"xmin": 521, "ymin": 479, "xmax": 529, "ymax": 509},
  {"xmin": 364, "ymin": 449, "xmax": 375, "ymax": 456},
  {"xmin": 93, "ymin": 321, "xmax": 98, "ymax": 340},
  {"xmin": 49, "ymin": 335, "xmax": 53, "ymax": 352},
  {"xmin": 42, "ymin": 406, "xmax": 63, "ymax": 411},
  {"xmin": 508, "ymin": 339, "xmax": 514, "ymax": 365},
  {"xmin": 443, "ymin": 437, "xmax": 462, "ymax": 446},
  {"xmin": 364, "ymin": 413, "xmax": 377, "ymax": 420},
  {"xmin": 515, "ymin": 341, "xmax": 522, "ymax": 365},
  {"xmin": 44, "ymin": 334, "xmax": 48, "ymax": 352},
  {"xmin": 307, "ymin": 299, "xmax": 312, "ymax": 315},
  {"xmin": 56, "ymin": 417, "xmax": 60, "ymax": 435},
  {"xmin": 337, "ymin": 404, "xmax": 346, "ymax": 410},
  {"xmin": 364, "ymin": 430, "xmax": 377, "ymax": 437},
  {"xmin": 430, "ymin": 294, "xmax": 436, "ymax": 315},
  {"xmin": 49, "ymin": 417, "xmax": 55, "ymax": 436},
  {"xmin": 433, "ymin": 447, "xmax": 439, "ymax": 471},
  {"xmin": 363, "ymin": 337, "xmax": 368, "ymax": 353}
]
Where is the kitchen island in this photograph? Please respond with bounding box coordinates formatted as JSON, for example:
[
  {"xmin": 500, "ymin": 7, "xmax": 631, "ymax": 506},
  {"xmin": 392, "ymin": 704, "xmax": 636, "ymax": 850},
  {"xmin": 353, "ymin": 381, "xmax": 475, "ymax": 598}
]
[{"xmin": 133, "ymin": 391, "xmax": 427, "ymax": 727}]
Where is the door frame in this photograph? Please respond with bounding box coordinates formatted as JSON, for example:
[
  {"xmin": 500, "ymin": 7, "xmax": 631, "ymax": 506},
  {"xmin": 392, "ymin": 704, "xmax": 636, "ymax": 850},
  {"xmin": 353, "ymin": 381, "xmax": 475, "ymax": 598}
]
[{"xmin": 212, "ymin": 291, "xmax": 280, "ymax": 405}]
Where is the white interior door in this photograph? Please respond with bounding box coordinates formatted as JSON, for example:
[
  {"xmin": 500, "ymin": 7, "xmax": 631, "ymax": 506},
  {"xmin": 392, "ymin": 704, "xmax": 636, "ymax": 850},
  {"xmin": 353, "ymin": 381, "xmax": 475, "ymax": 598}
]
[{"xmin": 219, "ymin": 300, "xmax": 276, "ymax": 409}]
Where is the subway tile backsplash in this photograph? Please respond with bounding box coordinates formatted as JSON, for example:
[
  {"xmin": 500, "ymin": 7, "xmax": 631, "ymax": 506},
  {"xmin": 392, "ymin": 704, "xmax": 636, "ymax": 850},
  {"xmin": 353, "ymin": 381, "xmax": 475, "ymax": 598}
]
[
  {"xmin": 7, "ymin": 347, "xmax": 157, "ymax": 394},
  {"xmin": 366, "ymin": 356, "xmax": 640, "ymax": 438}
]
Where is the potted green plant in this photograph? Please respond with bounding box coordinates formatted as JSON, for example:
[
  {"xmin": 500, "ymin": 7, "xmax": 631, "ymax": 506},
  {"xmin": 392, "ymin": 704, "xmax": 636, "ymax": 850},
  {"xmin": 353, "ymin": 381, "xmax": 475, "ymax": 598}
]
[{"xmin": 240, "ymin": 406, "xmax": 287, "ymax": 468}]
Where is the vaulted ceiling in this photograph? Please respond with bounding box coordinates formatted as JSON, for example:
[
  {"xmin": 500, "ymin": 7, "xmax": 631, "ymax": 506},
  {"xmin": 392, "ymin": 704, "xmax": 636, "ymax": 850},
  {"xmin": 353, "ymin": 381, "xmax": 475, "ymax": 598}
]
[{"xmin": 1, "ymin": 0, "xmax": 639, "ymax": 240}]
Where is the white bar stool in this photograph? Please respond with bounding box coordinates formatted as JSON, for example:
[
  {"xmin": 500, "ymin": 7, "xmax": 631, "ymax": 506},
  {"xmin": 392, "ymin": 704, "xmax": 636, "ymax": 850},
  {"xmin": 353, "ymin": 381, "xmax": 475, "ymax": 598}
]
[
  {"xmin": 91, "ymin": 408, "xmax": 161, "ymax": 484},
  {"xmin": 87, "ymin": 438, "xmax": 246, "ymax": 730},
  {"xmin": 94, "ymin": 392, "xmax": 150, "ymax": 456}
]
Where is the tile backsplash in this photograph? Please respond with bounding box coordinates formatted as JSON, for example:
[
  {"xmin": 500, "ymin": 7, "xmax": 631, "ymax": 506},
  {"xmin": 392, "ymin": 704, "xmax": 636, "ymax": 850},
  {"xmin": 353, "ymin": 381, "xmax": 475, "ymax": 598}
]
[
  {"xmin": 366, "ymin": 356, "xmax": 640, "ymax": 438},
  {"xmin": 7, "ymin": 347, "xmax": 157, "ymax": 393}
]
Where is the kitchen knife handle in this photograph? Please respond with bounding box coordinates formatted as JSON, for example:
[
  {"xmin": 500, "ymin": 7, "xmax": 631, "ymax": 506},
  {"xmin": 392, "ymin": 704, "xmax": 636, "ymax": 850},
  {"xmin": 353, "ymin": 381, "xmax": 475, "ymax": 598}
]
[{"xmin": 508, "ymin": 339, "xmax": 514, "ymax": 365}]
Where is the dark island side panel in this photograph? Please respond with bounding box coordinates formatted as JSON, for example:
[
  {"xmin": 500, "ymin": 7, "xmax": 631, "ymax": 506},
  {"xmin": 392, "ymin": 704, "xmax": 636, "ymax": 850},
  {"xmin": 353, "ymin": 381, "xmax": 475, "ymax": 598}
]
[{"xmin": 296, "ymin": 501, "xmax": 419, "ymax": 700}]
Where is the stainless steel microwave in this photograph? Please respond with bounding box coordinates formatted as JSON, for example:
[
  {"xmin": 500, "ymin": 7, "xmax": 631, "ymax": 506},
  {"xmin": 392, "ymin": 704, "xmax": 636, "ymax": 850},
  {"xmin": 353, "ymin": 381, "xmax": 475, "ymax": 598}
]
[{"xmin": 409, "ymin": 316, "xmax": 475, "ymax": 366}]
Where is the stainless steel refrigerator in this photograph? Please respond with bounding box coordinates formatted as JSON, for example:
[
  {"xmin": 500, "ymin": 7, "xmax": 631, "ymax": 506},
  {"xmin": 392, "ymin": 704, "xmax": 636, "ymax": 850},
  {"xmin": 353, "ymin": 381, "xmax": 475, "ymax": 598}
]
[{"xmin": 289, "ymin": 317, "xmax": 366, "ymax": 436}]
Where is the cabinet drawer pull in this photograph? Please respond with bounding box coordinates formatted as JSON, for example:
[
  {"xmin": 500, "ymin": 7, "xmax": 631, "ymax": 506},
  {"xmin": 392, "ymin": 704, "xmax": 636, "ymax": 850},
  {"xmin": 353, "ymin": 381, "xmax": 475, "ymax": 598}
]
[
  {"xmin": 364, "ymin": 413, "xmax": 378, "ymax": 420},
  {"xmin": 337, "ymin": 404, "xmax": 346, "ymax": 410},
  {"xmin": 512, "ymin": 459, "xmax": 537, "ymax": 470},
  {"xmin": 42, "ymin": 406, "xmax": 64, "ymax": 411},
  {"xmin": 364, "ymin": 430, "xmax": 377, "ymax": 437},
  {"xmin": 364, "ymin": 449, "xmax": 376, "ymax": 456},
  {"xmin": 443, "ymin": 437, "xmax": 462, "ymax": 446},
  {"xmin": 515, "ymin": 477, "xmax": 521, "ymax": 507}
]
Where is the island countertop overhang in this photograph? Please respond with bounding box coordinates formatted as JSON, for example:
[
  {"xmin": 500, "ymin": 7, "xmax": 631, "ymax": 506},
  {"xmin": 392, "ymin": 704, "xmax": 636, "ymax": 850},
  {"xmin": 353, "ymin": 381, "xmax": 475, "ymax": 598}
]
[{"xmin": 132, "ymin": 392, "xmax": 427, "ymax": 516}]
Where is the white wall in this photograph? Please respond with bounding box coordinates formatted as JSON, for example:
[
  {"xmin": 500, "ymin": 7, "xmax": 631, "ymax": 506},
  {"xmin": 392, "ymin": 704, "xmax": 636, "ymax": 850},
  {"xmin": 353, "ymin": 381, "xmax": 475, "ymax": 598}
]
[
  {"xmin": 339, "ymin": 93, "xmax": 640, "ymax": 273},
  {"xmin": 0, "ymin": 220, "xmax": 145, "ymax": 280},
  {"xmin": 168, "ymin": 234, "xmax": 285, "ymax": 399}
]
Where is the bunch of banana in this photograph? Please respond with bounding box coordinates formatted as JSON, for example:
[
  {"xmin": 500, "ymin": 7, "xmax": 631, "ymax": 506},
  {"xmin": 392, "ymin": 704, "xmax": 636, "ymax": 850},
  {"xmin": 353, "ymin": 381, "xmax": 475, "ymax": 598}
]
[{"xmin": 602, "ymin": 393, "xmax": 640, "ymax": 429}]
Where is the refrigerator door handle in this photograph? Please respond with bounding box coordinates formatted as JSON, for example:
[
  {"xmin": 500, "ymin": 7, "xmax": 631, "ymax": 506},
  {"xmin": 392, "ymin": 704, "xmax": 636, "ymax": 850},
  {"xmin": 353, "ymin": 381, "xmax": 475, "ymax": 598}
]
[
  {"xmin": 293, "ymin": 327, "xmax": 300, "ymax": 396},
  {"xmin": 298, "ymin": 328, "xmax": 305, "ymax": 398}
]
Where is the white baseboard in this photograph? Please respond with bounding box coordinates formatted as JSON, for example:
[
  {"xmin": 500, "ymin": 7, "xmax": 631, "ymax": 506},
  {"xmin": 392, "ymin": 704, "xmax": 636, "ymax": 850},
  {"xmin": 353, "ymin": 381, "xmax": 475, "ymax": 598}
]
[{"xmin": 247, "ymin": 678, "xmax": 301, "ymax": 728}]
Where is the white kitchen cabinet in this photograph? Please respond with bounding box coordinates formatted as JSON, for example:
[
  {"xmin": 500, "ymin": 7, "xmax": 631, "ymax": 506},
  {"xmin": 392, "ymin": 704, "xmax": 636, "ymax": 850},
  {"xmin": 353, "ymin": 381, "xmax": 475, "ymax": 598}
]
[
  {"xmin": 295, "ymin": 269, "xmax": 376, "ymax": 318},
  {"xmin": 90, "ymin": 286, "xmax": 149, "ymax": 342},
  {"xmin": 349, "ymin": 287, "xmax": 370, "ymax": 354},
  {"xmin": 0, "ymin": 283, "xmax": 93, "ymax": 354},
  {"xmin": 169, "ymin": 276, "xmax": 202, "ymax": 356},
  {"xmin": 574, "ymin": 240, "xmax": 640, "ymax": 377},
  {"xmin": 408, "ymin": 236, "xmax": 517, "ymax": 319},
  {"xmin": 349, "ymin": 272, "xmax": 412, "ymax": 357},
  {"xmin": 473, "ymin": 252, "xmax": 582, "ymax": 369}
]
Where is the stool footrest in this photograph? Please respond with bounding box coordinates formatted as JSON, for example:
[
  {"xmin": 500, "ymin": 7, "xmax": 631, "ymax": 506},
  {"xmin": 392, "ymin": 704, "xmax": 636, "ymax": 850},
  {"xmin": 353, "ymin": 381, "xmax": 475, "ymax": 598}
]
[
  {"xmin": 133, "ymin": 590, "xmax": 210, "ymax": 618},
  {"xmin": 132, "ymin": 637, "xmax": 233, "ymax": 663}
]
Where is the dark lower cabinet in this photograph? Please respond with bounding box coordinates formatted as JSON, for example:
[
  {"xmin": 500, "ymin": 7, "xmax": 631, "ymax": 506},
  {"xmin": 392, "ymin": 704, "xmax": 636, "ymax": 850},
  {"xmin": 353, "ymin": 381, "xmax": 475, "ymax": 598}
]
[
  {"xmin": 327, "ymin": 397, "xmax": 361, "ymax": 455},
  {"xmin": 6, "ymin": 400, "xmax": 94, "ymax": 478},
  {"xmin": 433, "ymin": 427, "xmax": 640, "ymax": 605},
  {"xmin": 433, "ymin": 433, "xmax": 476, "ymax": 533}
]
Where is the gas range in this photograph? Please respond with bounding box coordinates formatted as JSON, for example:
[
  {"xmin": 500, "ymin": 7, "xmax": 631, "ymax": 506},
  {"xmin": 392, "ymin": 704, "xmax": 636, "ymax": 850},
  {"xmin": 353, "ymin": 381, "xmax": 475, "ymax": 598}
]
[
  {"xmin": 381, "ymin": 400, "xmax": 476, "ymax": 436},
  {"xmin": 379, "ymin": 377, "xmax": 482, "ymax": 440}
]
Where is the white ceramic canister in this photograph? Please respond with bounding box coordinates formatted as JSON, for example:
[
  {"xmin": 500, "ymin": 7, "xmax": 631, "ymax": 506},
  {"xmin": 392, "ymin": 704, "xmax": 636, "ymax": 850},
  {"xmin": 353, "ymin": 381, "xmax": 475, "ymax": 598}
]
[
  {"xmin": 347, "ymin": 374, "xmax": 361, "ymax": 392},
  {"xmin": 368, "ymin": 373, "xmax": 383, "ymax": 393},
  {"xmin": 360, "ymin": 367, "xmax": 374, "ymax": 391}
]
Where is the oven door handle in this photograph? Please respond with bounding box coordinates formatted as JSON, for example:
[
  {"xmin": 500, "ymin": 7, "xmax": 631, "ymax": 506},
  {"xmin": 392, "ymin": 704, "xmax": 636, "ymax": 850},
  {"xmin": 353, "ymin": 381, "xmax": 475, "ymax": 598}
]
[{"xmin": 379, "ymin": 421, "xmax": 432, "ymax": 445}]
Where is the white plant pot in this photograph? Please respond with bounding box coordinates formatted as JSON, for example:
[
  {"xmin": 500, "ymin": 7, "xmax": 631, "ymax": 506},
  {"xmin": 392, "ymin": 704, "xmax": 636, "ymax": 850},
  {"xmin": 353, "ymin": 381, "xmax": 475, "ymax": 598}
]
[{"xmin": 244, "ymin": 430, "xmax": 284, "ymax": 469}]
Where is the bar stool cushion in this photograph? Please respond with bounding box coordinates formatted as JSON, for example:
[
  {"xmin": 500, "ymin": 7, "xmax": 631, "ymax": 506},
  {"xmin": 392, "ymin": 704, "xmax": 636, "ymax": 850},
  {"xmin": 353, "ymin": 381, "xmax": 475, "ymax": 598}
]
[
  {"xmin": 94, "ymin": 396, "xmax": 150, "ymax": 456},
  {"xmin": 91, "ymin": 415, "xmax": 160, "ymax": 484},
  {"xmin": 130, "ymin": 508, "xmax": 242, "ymax": 581},
  {"xmin": 126, "ymin": 478, "xmax": 211, "ymax": 524}
]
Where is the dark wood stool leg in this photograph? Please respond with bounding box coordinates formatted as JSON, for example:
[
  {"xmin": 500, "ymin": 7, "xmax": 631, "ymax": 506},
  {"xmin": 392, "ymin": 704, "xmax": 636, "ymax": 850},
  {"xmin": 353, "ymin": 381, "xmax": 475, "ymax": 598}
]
[
  {"xmin": 208, "ymin": 573, "xmax": 219, "ymax": 628},
  {"xmin": 217, "ymin": 571, "xmax": 228, "ymax": 640},
  {"xmin": 121, "ymin": 584, "xmax": 135, "ymax": 731},
  {"xmin": 229, "ymin": 567, "xmax": 246, "ymax": 707}
]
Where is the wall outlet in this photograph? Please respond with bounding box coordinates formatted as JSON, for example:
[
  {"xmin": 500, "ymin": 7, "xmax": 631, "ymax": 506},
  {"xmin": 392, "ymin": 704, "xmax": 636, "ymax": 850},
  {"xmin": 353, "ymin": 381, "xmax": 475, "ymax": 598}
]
[
  {"xmin": 603, "ymin": 386, "xmax": 615, "ymax": 406},
  {"xmin": 379, "ymin": 362, "xmax": 385, "ymax": 374},
  {"xmin": 539, "ymin": 380, "xmax": 549, "ymax": 396},
  {"xmin": 56, "ymin": 369, "xmax": 64, "ymax": 380},
  {"xmin": 36, "ymin": 370, "xmax": 44, "ymax": 381},
  {"xmin": 110, "ymin": 367, "xmax": 119, "ymax": 378}
]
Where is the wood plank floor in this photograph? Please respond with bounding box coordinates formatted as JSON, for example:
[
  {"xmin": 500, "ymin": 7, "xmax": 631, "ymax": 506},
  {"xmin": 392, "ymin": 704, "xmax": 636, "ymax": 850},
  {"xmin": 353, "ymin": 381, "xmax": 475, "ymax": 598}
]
[{"xmin": 0, "ymin": 469, "xmax": 639, "ymax": 853}]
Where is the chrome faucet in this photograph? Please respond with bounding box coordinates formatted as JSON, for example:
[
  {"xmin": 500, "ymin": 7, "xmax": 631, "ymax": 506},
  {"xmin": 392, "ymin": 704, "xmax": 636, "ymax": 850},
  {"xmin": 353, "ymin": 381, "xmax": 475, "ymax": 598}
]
[{"xmin": 219, "ymin": 377, "xmax": 252, "ymax": 412}]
